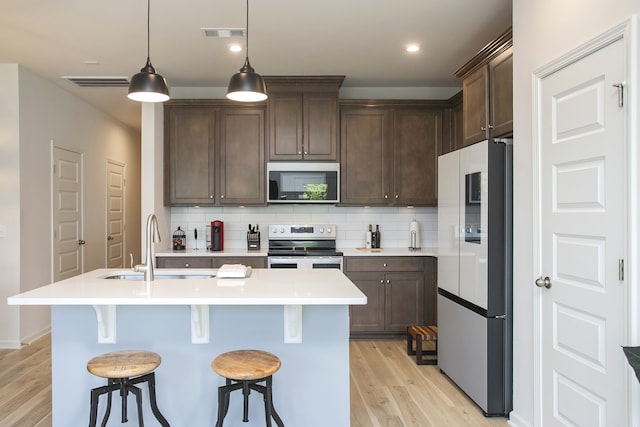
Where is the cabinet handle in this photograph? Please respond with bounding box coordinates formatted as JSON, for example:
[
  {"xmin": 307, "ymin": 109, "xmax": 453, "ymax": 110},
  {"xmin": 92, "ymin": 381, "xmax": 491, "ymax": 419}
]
[
  {"xmin": 185, "ymin": 263, "xmax": 190, "ymax": 268},
  {"xmin": 481, "ymin": 126, "xmax": 486, "ymax": 131},
  {"xmin": 380, "ymin": 279, "xmax": 384, "ymax": 284},
  {"xmin": 210, "ymin": 195, "xmax": 214, "ymax": 199},
  {"xmin": 384, "ymin": 195, "xmax": 388, "ymax": 199},
  {"xmin": 488, "ymin": 124, "xmax": 494, "ymax": 129},
  {"xmin": 395, "ymin": 194, "xmax": 399, "ymax": 199},
  {"xmin": 383, "ymin": 263, "xmax": 387, "ymax": 267},
  {"xmin": 386, "ymin": 279, "xmax": 390, "ymax": 284}
]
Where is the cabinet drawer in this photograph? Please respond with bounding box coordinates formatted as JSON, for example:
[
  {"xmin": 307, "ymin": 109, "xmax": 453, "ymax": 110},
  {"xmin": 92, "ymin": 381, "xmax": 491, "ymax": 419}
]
[
  {"xmin": 157, "ymin": 257, "xmax": 213, "ymax": 268},
  {"xmin": 345, "ymin": 256, "xmax": 424, "ymax": 272}
]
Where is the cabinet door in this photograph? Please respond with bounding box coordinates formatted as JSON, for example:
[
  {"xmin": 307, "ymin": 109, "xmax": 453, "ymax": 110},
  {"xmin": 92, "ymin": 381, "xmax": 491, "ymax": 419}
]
[
  {"xmin": 462, "ymin": 66, "xmax": 489, "ymax": 146},
  {"xmin": 304, "ymin": 92, "xmax": 338, "ymax": 160},
  {"xmin": 165, "ymin": 107, "xmax": 216, "ymax": 205},
  {"xmin": 384, "ymin": 272, "xmax": 424, "ymax": 332},
  {"xmin": 393, "ymin": 108, "xmax": 441, "ymax": 206},
  {"xmin": 340, "ymin": 108, "xmax": 393, "ymax": 205},
  {"xmin": 489, "ymin": 49, "xmax": 513, "ymax": 138},
  {"xmin": 348, "ymin": 272, "xmax": 385, "ymax": 333},
  {"xmin": 218, "ymin": 108, "xmax": 265, "ymax": 205},
  {"xmin": 268, "ymin": 93, "xmax": 303, "ymax": 160}
]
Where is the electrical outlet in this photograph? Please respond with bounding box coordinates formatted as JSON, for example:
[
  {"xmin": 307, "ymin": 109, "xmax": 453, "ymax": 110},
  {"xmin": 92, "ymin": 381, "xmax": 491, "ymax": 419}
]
[{"xmin": 0, "ymin": 225, "xmax": 6, "ymax": 238}]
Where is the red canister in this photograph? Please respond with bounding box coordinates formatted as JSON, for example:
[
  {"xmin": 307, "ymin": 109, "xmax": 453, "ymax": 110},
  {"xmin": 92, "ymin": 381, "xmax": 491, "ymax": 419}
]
[{"xmin": 211, "ymin": 220, "xmax": 224, "ymax": 251}]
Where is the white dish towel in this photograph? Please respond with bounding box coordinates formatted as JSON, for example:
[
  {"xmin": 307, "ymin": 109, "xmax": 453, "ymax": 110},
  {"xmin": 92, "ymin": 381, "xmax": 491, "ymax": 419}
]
[{"xmin": 216, "ymin": 264, "xmax": 251, "ymax": 278}]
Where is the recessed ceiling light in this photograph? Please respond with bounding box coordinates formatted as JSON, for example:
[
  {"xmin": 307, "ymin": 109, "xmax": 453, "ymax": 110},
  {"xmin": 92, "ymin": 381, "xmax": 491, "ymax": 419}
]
[
  {"xmin": 406, "ymin": 44, "xmax": 420, "ymax": 53},
  {"xmin": 229, "ymin": 43, "xmax": 243, "ymax": 52}
]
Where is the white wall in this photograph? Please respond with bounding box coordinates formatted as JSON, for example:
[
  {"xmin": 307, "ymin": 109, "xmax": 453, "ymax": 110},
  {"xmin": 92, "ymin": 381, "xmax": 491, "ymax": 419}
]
[
  {"xmin": 0, "ymin": 65, "xmax": 142, "ymax": 348},
  {"xmin": 511, "ymin": 2, "xmax": 639, "ymax": 426},
  {"xmin": 0, "ymin": 65, "xmax": 21, "ymax": 347}
]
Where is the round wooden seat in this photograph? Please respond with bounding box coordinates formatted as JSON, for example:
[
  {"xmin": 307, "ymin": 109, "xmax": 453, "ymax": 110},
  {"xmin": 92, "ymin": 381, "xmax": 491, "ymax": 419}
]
[
  {"xmin": 87, "ymin": 350, "xmax": 161, "ymax": 379},
  {"xmin": 212, "ymin": 349, "xmax": 281, "ymax": 381}
]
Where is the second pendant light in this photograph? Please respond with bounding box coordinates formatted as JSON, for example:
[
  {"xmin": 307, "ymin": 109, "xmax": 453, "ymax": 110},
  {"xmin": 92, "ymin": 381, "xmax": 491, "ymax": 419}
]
[{"xmin": 226, "ymin": 0, "xmax": 267, "ymax": 102}]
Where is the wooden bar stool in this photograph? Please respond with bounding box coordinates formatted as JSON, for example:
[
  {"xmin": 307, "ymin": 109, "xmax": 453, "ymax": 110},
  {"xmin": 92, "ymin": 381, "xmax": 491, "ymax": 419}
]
[
  {"xmin": 212, "ymin": 350, "xmax": 285, "ymax": 427},
  {"xmin": 407, "ymin": 325, "xmax": 438, "ymax": 365},
  {"xmin": 86, "ymin": 350, "xmax": 170, "ymax": 427}
]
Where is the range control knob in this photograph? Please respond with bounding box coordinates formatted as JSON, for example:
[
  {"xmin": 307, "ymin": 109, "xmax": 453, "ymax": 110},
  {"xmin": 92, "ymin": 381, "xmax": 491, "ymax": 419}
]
[
  {"xmin": 319, "ymin": 227, "xmax": 324, "ymax": 233},
  {"xmin": 326, "ymin": 227, "xmax": 332, "ymax": 233},
  {"xmin": 279, "ymin": 227, "xmax": 285, "ymax": 233}
]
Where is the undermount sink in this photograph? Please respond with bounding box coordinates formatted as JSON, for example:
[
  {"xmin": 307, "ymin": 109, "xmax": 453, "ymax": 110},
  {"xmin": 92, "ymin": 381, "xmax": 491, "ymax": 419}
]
[{"xmin": 104, "ymin": 274, "xmax": 215, "ymax": 280}]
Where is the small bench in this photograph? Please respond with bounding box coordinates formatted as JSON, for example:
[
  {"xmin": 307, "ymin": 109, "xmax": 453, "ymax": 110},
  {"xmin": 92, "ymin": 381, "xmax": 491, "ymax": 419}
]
[{"xmin": 406, "ymin": 325, "xmax": 438, "ymax": 365}]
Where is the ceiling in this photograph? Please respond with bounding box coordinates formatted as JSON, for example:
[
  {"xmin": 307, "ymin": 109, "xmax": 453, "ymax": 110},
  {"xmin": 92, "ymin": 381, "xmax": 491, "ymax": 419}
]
[{"xmin": 0, "ymin": 0, "xmax": 512, "ymax": 131}]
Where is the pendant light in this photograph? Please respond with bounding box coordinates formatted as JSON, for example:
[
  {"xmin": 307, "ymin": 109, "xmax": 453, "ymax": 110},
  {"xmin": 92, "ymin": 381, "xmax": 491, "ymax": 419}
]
[
  {"xmin": 128, "ymin": 0, "xmax": 170, "ymax": 102},
  {"xmin": 226, "ymin": 0, "xmax": 267, "ymax": 102}
]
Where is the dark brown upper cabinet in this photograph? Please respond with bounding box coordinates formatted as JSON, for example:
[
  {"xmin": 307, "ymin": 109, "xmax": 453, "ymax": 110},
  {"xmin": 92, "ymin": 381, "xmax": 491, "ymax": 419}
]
[
  {"xmin": 164, "ymin": 100, "xmax": 265, "ymax": 206},
  {"xmin": 340, "ymin": 101, "xmax": 444, "ymax": 206},
  {"xmin": 264, "ymin": 76, "xmax": 344, "ymax": 161},
  {"xmin": 455, "ymin": 28, "xmax": 512, "ymax": 147}
]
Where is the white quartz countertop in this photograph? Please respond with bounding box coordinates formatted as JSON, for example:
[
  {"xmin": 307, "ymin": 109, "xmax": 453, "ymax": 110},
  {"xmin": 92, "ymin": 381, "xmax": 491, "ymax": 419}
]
[
  {"xmin": 156, "ymin": 248, "xmax": 437, "ymax": 257},
  {"xmin": 7, "ymin": 268, "xmax": 367, "ymax": 306}
]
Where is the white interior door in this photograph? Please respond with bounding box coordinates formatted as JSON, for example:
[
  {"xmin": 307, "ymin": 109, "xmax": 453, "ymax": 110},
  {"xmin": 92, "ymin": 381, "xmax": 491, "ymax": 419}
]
[
  {"xmin": 106, "ymin": 160, "xmax": 125, "ymax": 268},
  {"xmin": 52, "ymin": 146, "xmax": 84, "ymax": 282},
  {"xmin": 536, "ymin": 36, "xmax": 627, "ymax": 426}
]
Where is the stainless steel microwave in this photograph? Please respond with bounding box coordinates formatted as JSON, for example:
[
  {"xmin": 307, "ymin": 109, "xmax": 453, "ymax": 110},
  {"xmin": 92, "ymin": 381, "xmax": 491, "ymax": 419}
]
[{"xmin": 267, "ymin": 162, "xmax": 340, "ymax": 203}]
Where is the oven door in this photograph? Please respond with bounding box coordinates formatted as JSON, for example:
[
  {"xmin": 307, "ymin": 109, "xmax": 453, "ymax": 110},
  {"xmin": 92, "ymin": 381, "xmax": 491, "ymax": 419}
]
[{"xmin": 268, "ymin": 256, "xmax": 343, "ymax": 270}]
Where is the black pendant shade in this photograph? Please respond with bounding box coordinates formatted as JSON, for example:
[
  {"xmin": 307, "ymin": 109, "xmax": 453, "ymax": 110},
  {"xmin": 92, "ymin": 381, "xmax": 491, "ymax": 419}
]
[
  {"xmin": 128, "ymin": 58, "xmax": 170, "ymax": 102},
  {"xmin": 226, "ymin": 0, "xmax": 267, "ymax": 102},
  {"xmin": 127, "ymin": 0, "xmax": 170, "ymax": 103},
  {"xmin": 226, "ymin": 58, "xmax": 267, "ymax": 102}
]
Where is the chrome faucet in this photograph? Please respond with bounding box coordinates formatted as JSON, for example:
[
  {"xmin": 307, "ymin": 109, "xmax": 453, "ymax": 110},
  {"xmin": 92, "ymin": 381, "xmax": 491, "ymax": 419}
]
[{"xmin": 131, "ymin": 214, "xmax": 162, "ymax": 282}]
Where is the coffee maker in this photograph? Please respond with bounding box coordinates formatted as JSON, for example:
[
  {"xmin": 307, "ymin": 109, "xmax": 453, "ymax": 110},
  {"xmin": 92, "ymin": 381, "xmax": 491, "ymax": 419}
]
[{"xmin": 211, "ymin": 220, "xmax": 224, "ymax": 251}]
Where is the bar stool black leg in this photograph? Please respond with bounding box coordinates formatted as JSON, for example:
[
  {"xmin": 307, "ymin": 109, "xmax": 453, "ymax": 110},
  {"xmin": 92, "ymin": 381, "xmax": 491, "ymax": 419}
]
[
  {"xmin": 265, "ymin": 376, "xmax": 284, "ymax": 427},
  {"xmin": 100, "ymin": 380, "xmax": 114, "ymax": 427},
  {"xmin": 242, "ymin": 380, "xmax": 251, "ymax": 422},
  {"xmin": 143, "ymin": 373, "xmax": 171, "ymax": 427}
]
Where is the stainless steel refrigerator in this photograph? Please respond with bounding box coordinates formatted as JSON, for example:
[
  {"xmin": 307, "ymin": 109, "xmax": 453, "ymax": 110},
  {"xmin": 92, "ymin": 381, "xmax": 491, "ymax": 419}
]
[{"xmin": 437, "ymin": 138, "xmax": 512, "ymax": 416}]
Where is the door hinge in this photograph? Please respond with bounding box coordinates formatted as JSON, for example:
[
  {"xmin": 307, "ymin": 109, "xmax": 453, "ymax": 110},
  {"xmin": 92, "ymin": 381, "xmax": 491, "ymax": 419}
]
[
  {"xmin": 613, "ymin": 83, "xmax": 625, "ymax": 108},
  {"xmin": 619, "ymin": 259, "xmax": 624, "ymax": 281}
]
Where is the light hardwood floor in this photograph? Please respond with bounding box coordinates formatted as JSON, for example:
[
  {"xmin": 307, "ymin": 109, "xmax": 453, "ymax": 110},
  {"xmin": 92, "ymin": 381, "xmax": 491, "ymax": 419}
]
[
  {"xmin": 350, "ymin": 340, "xmax": 510, "ymax": 427},
  {"xmin": 0, "ymin": 334, "xmax": 51, "ymax": 426},
  {"xmin": 0, "ymin": 336, "xmax": 510, "ymax": 427}
]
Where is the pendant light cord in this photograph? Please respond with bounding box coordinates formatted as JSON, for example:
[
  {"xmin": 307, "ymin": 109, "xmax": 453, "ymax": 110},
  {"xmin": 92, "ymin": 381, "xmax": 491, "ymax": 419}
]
[
  {"xmin": 146, "ymin": 0, "xmax": 151, "ymax": 60},
  {"xmin": 245, "ymin": 0, "xmax": 249, "ymax": 61}
]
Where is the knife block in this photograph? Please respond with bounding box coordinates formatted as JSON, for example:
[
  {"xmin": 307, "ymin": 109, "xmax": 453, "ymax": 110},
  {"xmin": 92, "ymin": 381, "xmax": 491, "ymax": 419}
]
[{"xmin": 247, "ymin": 231, "xmax": 260, "ymax": 250}]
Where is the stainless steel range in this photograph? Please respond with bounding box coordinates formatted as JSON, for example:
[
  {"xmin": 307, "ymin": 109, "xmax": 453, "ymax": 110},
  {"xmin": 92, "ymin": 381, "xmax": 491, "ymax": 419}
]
[{"xmin": 267, "ymin": 224, "xmax": 343, "ymax": 270}]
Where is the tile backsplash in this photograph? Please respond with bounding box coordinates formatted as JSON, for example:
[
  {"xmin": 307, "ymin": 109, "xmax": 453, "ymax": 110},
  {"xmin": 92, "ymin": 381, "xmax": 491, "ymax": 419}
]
[{"xmin": 169, "ymin": 205, "xmax": 437, "ymax": 250}]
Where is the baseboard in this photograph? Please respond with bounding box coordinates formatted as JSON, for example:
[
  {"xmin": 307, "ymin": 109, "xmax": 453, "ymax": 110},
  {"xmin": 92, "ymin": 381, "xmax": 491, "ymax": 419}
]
[
  {"xmin": 20, "ymin": 327, "xmax": 51, "ymax": 345},
  {"xmin": 507, "ymin": 410, "xmax": 533, "ymax": 427},
  {"xmin": 0, "ymin": 327, "xmax": 52, "ymax": 349},
  {"xmin": 0, "ymin": 340, "xmax": 22, "ymax": 349}
]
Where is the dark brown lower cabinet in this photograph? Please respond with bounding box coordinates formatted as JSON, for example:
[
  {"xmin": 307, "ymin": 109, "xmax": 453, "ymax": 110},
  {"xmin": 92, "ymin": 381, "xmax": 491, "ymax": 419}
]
[
  {"xmin": 156, "ymin": 256, "xmax": 267, "ymax": 269},
  {"xmin": 346, "ymin": 256, "xmax": 436, "ymax": 338}
]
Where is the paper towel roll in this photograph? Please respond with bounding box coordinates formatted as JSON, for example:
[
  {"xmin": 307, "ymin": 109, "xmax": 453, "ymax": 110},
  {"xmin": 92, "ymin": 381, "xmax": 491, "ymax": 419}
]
[{"xmin": 409, "ymin": 220, "xmax": 420, "ymax": 249}]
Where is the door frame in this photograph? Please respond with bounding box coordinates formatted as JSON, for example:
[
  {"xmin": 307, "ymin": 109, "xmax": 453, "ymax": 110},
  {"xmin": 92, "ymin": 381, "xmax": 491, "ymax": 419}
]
[{"xmin": 532, "ymin": 18, "xmax": 639, "ymax": 426}]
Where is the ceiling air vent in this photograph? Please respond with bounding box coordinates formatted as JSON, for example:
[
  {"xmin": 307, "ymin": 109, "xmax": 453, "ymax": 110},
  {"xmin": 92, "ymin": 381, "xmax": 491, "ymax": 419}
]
[
  {"xmin": 62, "ymin": 76, "xmax": 130, "ymax": 88},
  {"xmin": 201, "ymin": 28, "xmax": 245, "ymax": 38}
]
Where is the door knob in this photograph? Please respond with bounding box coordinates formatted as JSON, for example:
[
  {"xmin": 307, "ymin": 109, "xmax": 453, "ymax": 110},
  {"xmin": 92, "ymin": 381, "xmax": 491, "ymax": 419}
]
[
  {"xmin": 535, "ymin": 276, "xmax": 552, "ymax": 289},
  {"xmin": 78, "ymin": 239, "xmax": 86, "ymax": 245},
  {"xmin": 107, "ymin": 235, "xmax": 114, "ymax": 241}
]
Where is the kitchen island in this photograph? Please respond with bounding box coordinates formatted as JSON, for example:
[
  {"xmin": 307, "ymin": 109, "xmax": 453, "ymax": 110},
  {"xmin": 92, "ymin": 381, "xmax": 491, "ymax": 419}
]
[{"xmin": 8, "ymin": 268, "xmax": 366, "ymax": 426}]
